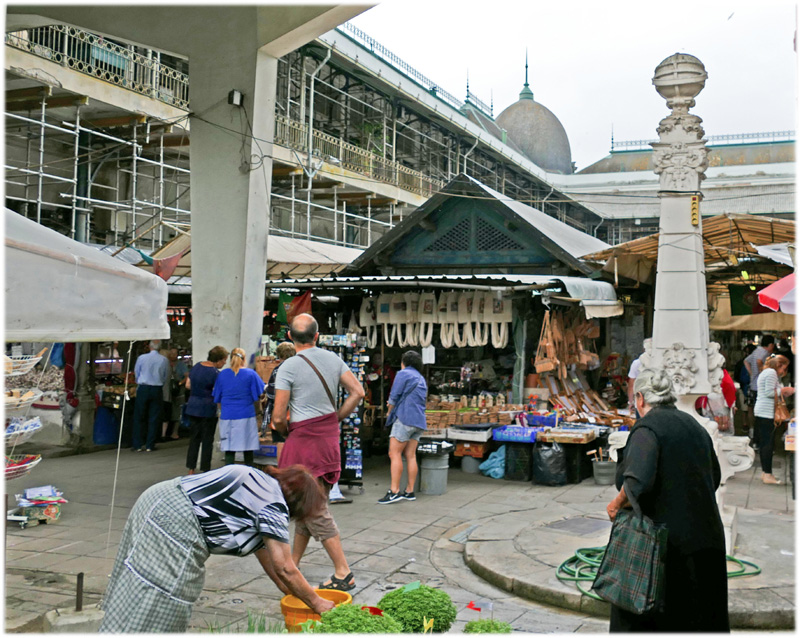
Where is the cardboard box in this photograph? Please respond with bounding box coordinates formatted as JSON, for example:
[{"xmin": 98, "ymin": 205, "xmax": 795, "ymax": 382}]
[{"xmin": 19, "ymin": 503, "xmax": 61, "ymax": 522}]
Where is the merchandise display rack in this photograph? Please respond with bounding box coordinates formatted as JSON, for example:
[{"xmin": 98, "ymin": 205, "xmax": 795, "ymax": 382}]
[{"xmin": 318, "ymin": 334, "xmax": 368, "ymax": 493}]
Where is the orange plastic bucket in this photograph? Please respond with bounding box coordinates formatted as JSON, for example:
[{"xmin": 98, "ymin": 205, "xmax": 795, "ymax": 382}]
[{"xmin": 280, "ymin": 588, "xmax": 352, "ymax": 632}]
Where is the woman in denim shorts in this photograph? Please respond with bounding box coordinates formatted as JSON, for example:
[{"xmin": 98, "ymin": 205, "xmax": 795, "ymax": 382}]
[{"xmin": 378, "ymin": 351, "xmax": 428, "ymax": 504}]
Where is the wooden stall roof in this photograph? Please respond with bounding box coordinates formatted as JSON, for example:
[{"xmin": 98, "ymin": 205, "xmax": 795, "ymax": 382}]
[{"xmin": 581, "ymin": 213, "xmax": 795, "ymax": 294}]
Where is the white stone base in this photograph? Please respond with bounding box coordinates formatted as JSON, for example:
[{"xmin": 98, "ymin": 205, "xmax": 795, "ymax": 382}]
[
  {"xmin": 43, "ymin": 605, "xmax": 104, "ymax": 633},
  {"xmin": 719, "ymin": 503, "xmax": 738, "ymax": 555}
]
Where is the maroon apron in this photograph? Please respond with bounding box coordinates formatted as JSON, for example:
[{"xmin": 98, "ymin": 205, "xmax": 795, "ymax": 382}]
[{"xmin": 278, "ymin": 411, "xmax": 341, "ymax": 485}]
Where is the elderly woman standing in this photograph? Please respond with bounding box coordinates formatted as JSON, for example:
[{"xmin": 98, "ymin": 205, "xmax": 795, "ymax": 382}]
[
  {"xmin": 100, "ymin": 464, "xmax": 335, "ymax": 632},
  {"xmin": 213, "ymin": 348, "xmax": 265, "ymax": 467},
  {"xmin": 754, "ymin": 354, "xmax": 795, "ymax": 484},
  {"xmin": 605, "ymin": 368, "xmax": 729, "ymax": 633}
]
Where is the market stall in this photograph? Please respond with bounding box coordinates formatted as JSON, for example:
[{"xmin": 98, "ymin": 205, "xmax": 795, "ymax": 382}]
[{"xmin": 5, "ymin": 208, "xmax": 170, "ymax": 518}]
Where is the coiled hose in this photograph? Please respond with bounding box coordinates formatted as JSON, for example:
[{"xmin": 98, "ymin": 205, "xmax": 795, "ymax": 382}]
[{"xmin": 556, "ymin": 547, "xmax": 762, "ymax": 601}]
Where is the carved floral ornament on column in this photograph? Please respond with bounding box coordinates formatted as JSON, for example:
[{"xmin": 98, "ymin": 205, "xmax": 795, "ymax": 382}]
[{"xmin": 653, "ymin": 143, "xmax": 709, "ymax": 190}]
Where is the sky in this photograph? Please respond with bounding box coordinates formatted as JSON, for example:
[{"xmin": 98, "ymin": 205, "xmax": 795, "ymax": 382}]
[{"xmin": 348, "ymin": 0, "xmax": 797, "ymax": 171}]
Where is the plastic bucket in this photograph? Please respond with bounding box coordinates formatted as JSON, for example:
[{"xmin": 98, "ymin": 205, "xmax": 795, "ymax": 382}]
[
  {"xmin": 280, "ymin": 589, "xmax": 352, "ymax": 632},
  {"xmin": 461, "ymin": 455, "xmax": 481, "ymax": 474},
  {"xmin": 420, "ymin": 452, "xmax": 449, "ymax": 495},
  {"xmin": 592, "ymin": 460, "xmax": 617, "ymax": 485}
]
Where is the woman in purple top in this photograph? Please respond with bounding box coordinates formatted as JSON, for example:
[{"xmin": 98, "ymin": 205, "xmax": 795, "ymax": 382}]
[
  {"xmin": 185, "ymin": 345, "xmax": 228, "ymax": 474},
  {"xmin": 213, "ymin": 347, "xmax": 266, "ymax": 467}
]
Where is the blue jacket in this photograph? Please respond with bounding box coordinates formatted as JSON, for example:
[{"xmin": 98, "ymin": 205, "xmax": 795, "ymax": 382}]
[{"xmin": 387, "ymin": 367, "xmax": 427, "ymax": 429}]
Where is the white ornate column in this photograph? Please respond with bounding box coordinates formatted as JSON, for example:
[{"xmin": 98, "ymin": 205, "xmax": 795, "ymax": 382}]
[{"xmin": 641, "ymin": 54, "xmax": 754, "ymax": 553}]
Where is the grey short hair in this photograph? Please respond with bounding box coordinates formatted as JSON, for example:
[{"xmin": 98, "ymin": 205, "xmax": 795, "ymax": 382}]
[{"xmin": 633, "ymin": 368, "xmax": 676, "ymax": 406}]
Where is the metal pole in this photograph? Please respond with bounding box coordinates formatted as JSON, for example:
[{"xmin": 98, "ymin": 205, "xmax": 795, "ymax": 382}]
[
  {"xmin": 290, "ymin": 173, "xmax": 296, "ymax": 237},
  {"xmin": 70, "ymin": 105, "xmax": 81, "ymax": 239},
  {"xmin": 113, "ymin": 157, "xmax": 121, "ymax": 244},
  {"xmin": 158, "ymin": 130, "xmax": 165, "ymax": 246},
  {"xmin": 36, "ymin": 94, "xmax": 46, "ymax": 224},
  {"xmin": 305, "ymin": 49, "xmax": 331, "ymax": 241},
  {"xmin": 367, "ymin": 198, "xmax": 372, "ymax": 246},
  {"xmin": 131, "ymin": 124, "xmax": 138, "ymax": 243},
  {"xmin": 75, "ymin": 572, "xmax": 84, "ymax": 612},
  {"xmin": 333, "ymin": 185, "xmax": 338, "ymax": 244}
]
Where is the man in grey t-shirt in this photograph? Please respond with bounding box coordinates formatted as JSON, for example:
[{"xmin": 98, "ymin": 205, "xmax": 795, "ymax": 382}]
[{"xmin": 273, "ymin": 314, "xmax": 364, "ymax": 592}]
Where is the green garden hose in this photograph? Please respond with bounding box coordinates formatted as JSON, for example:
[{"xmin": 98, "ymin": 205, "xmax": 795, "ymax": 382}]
[{"xmin": 556, "ymin": 547, "xmax": 762, "ymax": 601}]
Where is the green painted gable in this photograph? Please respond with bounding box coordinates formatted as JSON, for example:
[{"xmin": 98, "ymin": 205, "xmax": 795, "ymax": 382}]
[{"xmin": 390, "ymin": 198, "xmax": 553, "ymax": 267}]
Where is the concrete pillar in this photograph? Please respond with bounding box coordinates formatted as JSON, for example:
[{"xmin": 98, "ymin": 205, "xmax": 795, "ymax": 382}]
[{"xmin": 188, "ymin": 32, "xmax": 277, "ymax": 362}]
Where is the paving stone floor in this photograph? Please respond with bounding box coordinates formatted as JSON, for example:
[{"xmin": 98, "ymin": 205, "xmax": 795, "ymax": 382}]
[{"xmin": 3, "ymin": 439, "xmax": 794, "ymax": 633}]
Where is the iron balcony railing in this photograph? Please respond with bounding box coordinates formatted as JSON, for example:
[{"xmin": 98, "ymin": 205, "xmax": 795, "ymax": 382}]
[
  {"xmin": 275, "ymin": 114, "xmax": 446, "ymax": 197},
  {"xmin": 612, "ymin": 130, "xmax": 795, "ymax": 152},
  {"xmin": 338, "ymin": 21, "xmax": 493, "ymax": 119},
  {"xmin": 5, "ymin": 25, "xmax": 190, "ymax": 110}
]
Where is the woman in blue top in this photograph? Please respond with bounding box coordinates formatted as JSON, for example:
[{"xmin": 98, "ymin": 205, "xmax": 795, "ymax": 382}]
[
  {"xmin": 185, "ymin": 345, "xmax": 228, "ymax": 474},
  {"xmin": 213, "ymin": 347, "xmax": 266, "ymax": 467},
  {"xmin": 378, "ymin": 351, "xmax": 428, "ymax": 504}
]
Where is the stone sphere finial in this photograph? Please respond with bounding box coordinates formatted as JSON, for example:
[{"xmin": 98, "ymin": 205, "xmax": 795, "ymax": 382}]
[{"xmin": 653, "ymin": 53, "xmax": 707, "ymax": 106}]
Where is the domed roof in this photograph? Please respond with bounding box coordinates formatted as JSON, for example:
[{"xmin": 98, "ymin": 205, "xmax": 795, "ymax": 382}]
[{"xmin": 495, "ymin": 64, "xmax": 573, "ymax": 174}]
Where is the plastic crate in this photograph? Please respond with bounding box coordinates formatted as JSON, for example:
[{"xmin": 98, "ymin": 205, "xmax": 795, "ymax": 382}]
[
  {"xmin": 254, "ymin": 444, "xmax": 278, "ymax": 458},
  {"xmin": 526, "ymin": 413, "xmax": 558, "ymax": 427},
  {"xmin": 504, "ymin": 442, "xmax": 533, "ymax": 481},
  {"xmin": 447, "ymin": 427, "xmax": 493, "ymax": 442},
  {"xmin": 493, "ymin": 425, "xmax": 540, "ymax": 443},
  {"xmin": 455, "ymin": 442, "xmax": 488, "ymax": 458}
]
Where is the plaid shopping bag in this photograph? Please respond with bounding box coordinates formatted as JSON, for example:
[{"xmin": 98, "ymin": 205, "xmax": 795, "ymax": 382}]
[{"xmin": 591, "ymin": 506, "xmax": 668, "ymax": 614}]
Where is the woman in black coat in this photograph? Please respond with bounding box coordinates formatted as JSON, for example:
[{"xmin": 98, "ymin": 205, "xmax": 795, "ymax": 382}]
[{"xmin": 605, "ymin": 368, "xmax": 729, "ymax": 633}]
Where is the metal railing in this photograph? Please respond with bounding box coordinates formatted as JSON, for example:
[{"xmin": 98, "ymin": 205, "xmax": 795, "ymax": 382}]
[
  {"xmin": 270, "ymin": 192, "xmax": 392, "ymax": 249},
  {"xmin": 612, "ymin": 130, "xmax": 796, "ymax": 152},
  {"xmin": 338, "ymin": 21, "xmax": 493, "ymax": 118},
  {"xmin": 275, "ymin": 115, "xmax": 446, "ymax": 197},
  {"xmin": 5, "ymin": 25, "xmax": 190, "ymax": 110}
]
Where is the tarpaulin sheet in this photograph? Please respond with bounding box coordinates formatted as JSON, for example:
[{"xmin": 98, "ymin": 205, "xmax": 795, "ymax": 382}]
[{"xmin": 5, "ymin": 209, "xmax": 169, "ymax": 342}]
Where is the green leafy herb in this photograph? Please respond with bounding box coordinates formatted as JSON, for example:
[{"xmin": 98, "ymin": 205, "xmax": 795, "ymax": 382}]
[
  {"xmin": 303, "ymin": 604, "xmax": 403, "ymax": 633},
  {"xmin": 464, "ymin": 619, "xmax": 512, "ymax": 633},
  {"xmin": 377, "ymin": 584, "xmax": 457, "ymax": 633}
]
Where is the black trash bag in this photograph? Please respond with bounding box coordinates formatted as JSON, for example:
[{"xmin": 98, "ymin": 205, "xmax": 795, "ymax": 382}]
[{"xmin": 532, "ymin": 441, "xmax": 567, "ymax": 485}]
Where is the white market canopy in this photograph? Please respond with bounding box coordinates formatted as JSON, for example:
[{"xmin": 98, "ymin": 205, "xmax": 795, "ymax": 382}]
[
  {"xmin": 5, "ymin": 209, "xmax": 169, "ymax": 342},
  {"xmin": 134, "ymin": 231, "xmax": 363, "ymax": 281}
]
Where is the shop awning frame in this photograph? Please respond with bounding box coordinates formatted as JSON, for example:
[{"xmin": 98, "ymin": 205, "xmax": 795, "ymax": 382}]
[{"xmin": 263, "ymin": 273, "xmax": 624, "ymax": 317}]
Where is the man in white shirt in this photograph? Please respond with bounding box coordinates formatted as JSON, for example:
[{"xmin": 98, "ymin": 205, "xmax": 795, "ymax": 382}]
[{"xmin": 627, "ymin": 354, "xmax": 643, "ymax": 416}]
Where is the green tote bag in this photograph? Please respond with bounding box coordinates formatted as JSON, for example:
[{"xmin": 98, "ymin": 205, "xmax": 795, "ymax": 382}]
[{"xmin": 591, "ymin": 493, "xmax": 668, "ymax": 615}]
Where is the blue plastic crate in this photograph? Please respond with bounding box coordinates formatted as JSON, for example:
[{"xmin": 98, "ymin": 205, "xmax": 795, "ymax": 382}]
[
  {"xmin": 526, "ymin": 413, "xmax": 558, "ymax": 427},
  {"xmin": 254, "ymin": 444, "xmax": 278, "ymax": 458},
  {"xmin": 492, "ymin": 426, "xmax": 540, "ymax": 443}
]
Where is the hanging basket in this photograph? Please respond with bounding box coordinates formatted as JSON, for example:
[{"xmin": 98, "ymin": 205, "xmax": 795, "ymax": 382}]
[
  {"xmin": 5, "ymin": 417, "xmax": 43, "ymax": 447},
  {"xmin": 534, "ymin": 311, "xmax": 559, "ymax": 373},
  {"xmin": 5, "ymin": 454, "xmax": 42, "ymax": 481},
  {"xmin": 5, "ymin": 389, "xmax": 44, "ymax": 412}
]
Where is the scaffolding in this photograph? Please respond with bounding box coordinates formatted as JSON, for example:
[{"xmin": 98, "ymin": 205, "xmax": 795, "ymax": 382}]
[
  {"xmin": 5, "ymin": 22, "xmax": 606, "ymax": 253},
  {"xmin": 4, "ymin": 96, "xmax": 191, "ymax": 249}
]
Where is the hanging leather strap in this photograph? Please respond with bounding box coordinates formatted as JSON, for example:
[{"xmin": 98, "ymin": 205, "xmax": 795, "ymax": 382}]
[{"xmin": 297, "ymin": 354, "xmax": 337, "ymax": 411}]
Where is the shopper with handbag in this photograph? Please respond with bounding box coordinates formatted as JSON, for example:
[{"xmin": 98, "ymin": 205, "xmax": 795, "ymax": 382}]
[
  {"xmin": 599, "ymin": 368, "xmax": 729, "ymax": 632},
  {"xmin": 754, "ymin": 354, "xmax": 794, "ymax": 485}
]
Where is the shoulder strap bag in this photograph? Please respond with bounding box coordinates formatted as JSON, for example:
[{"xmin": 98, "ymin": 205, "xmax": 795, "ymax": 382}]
[
  {"xmin": 297, "ymin": 354, "xmax": 338, "ymax": 413},
  {"xmin": 590, "ymin": 485, "xmax": 669, "ymax": 615},
  {"xmin": 775, "ymin": 389, "xmax": 791, "ymax": 426}
]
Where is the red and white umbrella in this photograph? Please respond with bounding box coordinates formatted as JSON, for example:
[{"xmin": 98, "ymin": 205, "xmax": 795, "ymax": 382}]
[{"xmin": 757, "ymin": 273, "xmax": 795, "ymax": 314}]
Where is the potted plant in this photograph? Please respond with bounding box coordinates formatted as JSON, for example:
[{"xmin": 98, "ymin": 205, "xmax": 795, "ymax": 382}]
[
  {"xmin": 301, "ymin": 604, "xmax": 403, "ymax": 633},
  {"xmin": 377, "ymin": 583, "xmax": 457, "ymax": 633},
  {"xmin": 464, "ymin": 618, "xmax": 512, "ymax": 633}
]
